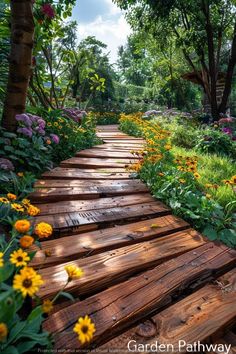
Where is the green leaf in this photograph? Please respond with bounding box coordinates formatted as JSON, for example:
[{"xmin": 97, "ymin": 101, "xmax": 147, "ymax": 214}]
[
  {"xmin": 2, "ymin": 346, "xmax": 19, "ymax": 354},
  {"xmin": 59, "ymin": 291, "xmax": 75, "ymax": 301},
  {"xmin": 0, "ymin": 263, "xmax": 14, "ymax": 282},
  {"xmin": 203, "ymin": 225, "xmax": 218, "ymax": 241}
]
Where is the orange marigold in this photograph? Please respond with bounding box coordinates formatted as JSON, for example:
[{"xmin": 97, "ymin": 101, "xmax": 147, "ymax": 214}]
[
  {"xmin": 34, "ymin": 222, "xmax": 53, "ymax": 239},
  {"xmin": 20, "ymin": 235, "xmax": 34, "ymax": 249},
  {"xmin": 14, "ymin": 220, "xmax": 31, "ymax": 233}
]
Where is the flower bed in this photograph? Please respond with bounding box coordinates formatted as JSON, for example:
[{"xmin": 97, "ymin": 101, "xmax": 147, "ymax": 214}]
[
  {"xmin": 0, "ymin": 109, "xmax": 98, "ymax": 352},
  {"xmin": 120, "ymin": 113, "xmax": 236, "ymax": 248}
]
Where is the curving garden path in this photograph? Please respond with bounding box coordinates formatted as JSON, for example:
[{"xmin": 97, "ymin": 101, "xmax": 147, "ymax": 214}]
[{"xmin": 30, "ymin": 125, "xmax": 236, "ymax": 352}]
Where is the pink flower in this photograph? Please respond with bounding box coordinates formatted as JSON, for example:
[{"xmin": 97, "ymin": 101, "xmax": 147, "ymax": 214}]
[
  {"xmin": 41, "ymin": 4, "xmax": 55, "ymax": 19},
  {"xmin": 219, "ymin": 117, "xmax": 233, "ymax": 125},
  {"xmin": 50, "ymin": 134, "xmax": 60, "ymax": 144}
]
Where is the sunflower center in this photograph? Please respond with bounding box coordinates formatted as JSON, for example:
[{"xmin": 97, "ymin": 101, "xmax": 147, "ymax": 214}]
[
  {"xmin": 17, "ymin": 256, "xmax": 23, "ymax": 262},
  {"xmin": 23, "ymin": 278, "xmax": 32, "ymax": 288},
  {"xmin": 81, "ymin": 325, "xmax": 88, "ymax": 334}
]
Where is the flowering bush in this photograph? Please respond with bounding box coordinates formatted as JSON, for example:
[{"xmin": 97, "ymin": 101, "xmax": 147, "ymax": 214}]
[
  {"xmin": 62, "ymin": 108, "xmax": 87, "ymax": 123},
  {"xmin": 120, "ymin": 113, "xmax": 236, "ymax": 247},
  {"xmin": 0, "ymin": 198, "xmax": 95, "ymax": 352},
  {"xmin": 43, "ymin": 109, "xmax": 100, "ymax": 163}
]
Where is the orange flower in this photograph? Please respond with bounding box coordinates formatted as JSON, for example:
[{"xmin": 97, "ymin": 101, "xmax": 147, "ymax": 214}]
[
  {"xmin": 20, "ymin": 235, "xmax": 34, "ymax": 249},
  {"xmin": 27, "ymin": 205, "xmax": 40, "ymax": 216},
  {"xmin": 7, "ymin": 193, "xmax": 17, "ymax": 201},
  {"xmin": 14, "ymin": 220, "xmax": 31, "ymax": 233},
  {"xmin": 34, "ymin": 222, "xmax": 53, "ymax": 239}
]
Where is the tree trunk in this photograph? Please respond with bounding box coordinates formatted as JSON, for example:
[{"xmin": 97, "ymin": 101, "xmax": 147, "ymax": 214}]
[
  {"xmin": 2, "ymin": 0, "xmax": 34, "ymax": 132},
  {"xmin": 218, "ymin": 21, "xmax": 236, "ymax": 115}
]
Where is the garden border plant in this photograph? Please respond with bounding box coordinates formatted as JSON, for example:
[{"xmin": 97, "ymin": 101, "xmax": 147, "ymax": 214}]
[{"xmin": 120, "ymin": 113, "xmax": 236, "ymax": 247}]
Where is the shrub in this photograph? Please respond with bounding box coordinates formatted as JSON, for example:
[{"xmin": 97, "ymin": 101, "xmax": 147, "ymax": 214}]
[
  {"xmin": 196, "ymin": 129, "xmax": 236, "ymax": 158},
  {"xmin": 170, "ymin": 125, "xmax": 198, "ymax": 149}
]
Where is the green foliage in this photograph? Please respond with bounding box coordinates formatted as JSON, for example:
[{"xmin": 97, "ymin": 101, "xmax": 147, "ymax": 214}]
[
  {"xmin": 0, "ymin": 172, "xmax": 36, "ymax": 198},
  {"xmin": 42, "ymin": 109, "xmax": 100, "ymax": 163},
  {"xmin": 196, "ymin": 129, "xmax": 236, "ymax": 158},
  {"xmin": 0, "ymin": 128, "xmax": 53, "ymax": 174},
  {"xmin": 120, "ymin": 113, "xmax": 236, "ymax": 247}
]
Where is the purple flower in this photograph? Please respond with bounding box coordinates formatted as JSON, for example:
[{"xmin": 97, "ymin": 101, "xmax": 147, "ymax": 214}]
[
  {"xmin": 34, "ymin": 126, "xmax": 45, "ymax": 135},
  {"xmin": 0, "ymin": 158, "xmax": 14, "ymax": 171},
  {"xmin": 37, "ymin": 119, "xmax": 46, "ymax": 129},
  {"xmin": 16, "ymin": 114, "xmax": 32, "ymax": 127},
  {"xmin": 50, "ymin": 134, "xmax": 60, "ymax": 144},
  {"xmin": 222, "ymin": 127, "xmax": 233, "ymax": 135},
  {"xmin": 17, "ymin": 127, "xmax": 33, "ymax": 138}
]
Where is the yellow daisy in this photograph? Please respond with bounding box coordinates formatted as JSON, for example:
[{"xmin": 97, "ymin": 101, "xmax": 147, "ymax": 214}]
[
  {"xmin": 13, "ymin": 267, "xmax": 44, "ymax": 297},
  {"xmin": 0, "ymin": 197, "xmax": 9, "ymax": 204},
  {"xmin": 42, "ymin": 299, "xmax": 54, "ymax": 314},
  {"xmin": 194, "ymin": 172, "xmax": 201, "ymax": 179},
  {"xmin": 10, "ymin": 249, "xmax": 30, "ymax": 267},
  {"xmin": 64, "ymin": 265, "xmax": 83, "ymax": 281},
  {"xmin": 11, "ymin": 203, "xmax": 24, "ymax": 212},
  {"xmin": 73, "ymin": 315, "xmax": 96, "ymax": 345}
]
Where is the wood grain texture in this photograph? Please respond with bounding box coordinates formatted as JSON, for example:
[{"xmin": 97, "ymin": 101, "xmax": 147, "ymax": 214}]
[
  {"xmin": 30, "ymin": 180, "xmax": 149, "ymax": 202},
  {"xmin": 32, "ymin": 202, "xmax": 171, "ymax": 234},
  {"xmin": 98, "ymin": 272, "xmax": 236, "ymax": 354},
  {"xmin": 41, "ymin": 167, "xmax": 132, "ymax": 180},
  {"xmin": 76, "ymin": 149, "xmax": 138, "ymax": 159},
  {"xmin": 35, "ymin": 193, "xmax": 155, "ymax": 215},
  {"xmin": 60, "ymin": 157, "xmax": 137, "ymax": 168},
  {"xmin": 30, "ymin": 214, "xmax": 190, "ymax": 268},
  {"xmin": 43, "ymin": 243, "xmax": 236, "ymax": 350},
  {"xmin": 38, "ymin": 229, "xmax": 206, "ymax": 299}
]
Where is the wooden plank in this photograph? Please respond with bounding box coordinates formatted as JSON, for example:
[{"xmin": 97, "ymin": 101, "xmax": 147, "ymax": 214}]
[
  {"xmin": 60, "ymin": 157, "xmax": 137, "ymax": 168},
  {"xmin": 102, "ymin": 139, "xmax": 145, "ymax": 144},
  {"xmin": 38, "ymin": 229, "xmax": 206, "ymax": 299},
  {"xmin": 76, "ymin": 149, "xmax": 138, "ymax": 159},
  {"xmin": 32, "ymin": 202, "xmax": 171, "ymax": 232},
  {"xmin": 34, "ymin": 179, "xmax": 145, "ymax": 189},
  {"xmin": 43, "ymin": 243, "xmax": 236, "ymax": 350},
  {"xmin": 30, "ymin": 182, "xmax": 149, "ymax": 202},
  {"xmin": 30, "ymin": 215, "xmax": 190, "ymax": 268},
  {"xmin": 36, "ymin": 194, "xmax": 155, "ymax": 215},
  {"xmin": 41, "ymin": 168, "xmax": 132, "ymax": 180},
  {"xmin": 99, "ymin": 271, "xmax": 236, "ymax": 354}
]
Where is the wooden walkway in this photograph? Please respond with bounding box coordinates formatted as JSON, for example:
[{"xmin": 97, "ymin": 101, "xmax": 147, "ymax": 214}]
[{"xmin": 30, "ymin": 125, "xmax": 236, "ymax": 352}]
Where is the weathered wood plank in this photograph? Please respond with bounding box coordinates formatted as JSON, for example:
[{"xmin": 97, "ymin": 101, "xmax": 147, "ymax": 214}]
[
  {"xmin": 34, "ymin": 179, "xmax": 145, "ymax": 189},
  {"xmin": 76, "ymin": 149, "xmax": 138, "ymax": 159},
  {"xmin": 38, "ymin": 229, "xmax": 206, "ymax": 299},
  {"xmin": 30, "ymin": 215, "xmax": 189, "ymax": 268},
  {"xmin": 43, "ymin": 243, "xmax": 236, "ymax": 350},
  {"xmin": 30, "ymin": 182, "xmax": 149, "ymax": 202},
  {"xmin": 32, "ymin": 202, "xmax": 171, "ymax": 233},
  {"xmin": 36, "ymin": 194, "xmax": 155, "ymax": 215},
  {"xmin": 41, "ymin": 167, "xmax": 132, "ymax": 180},
  {"xmin": 60, "ymin": 157, "xmax": 137, "ymax": 168},
  {"xmin": 98, "ymin": 271, "xmax": 236, "ymax": 353}
]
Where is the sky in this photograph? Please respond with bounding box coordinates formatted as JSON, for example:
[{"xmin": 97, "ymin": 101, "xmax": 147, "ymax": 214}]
[{"xmin": 72, "ymin": 0, "xmax": 131, "ymax": 64}]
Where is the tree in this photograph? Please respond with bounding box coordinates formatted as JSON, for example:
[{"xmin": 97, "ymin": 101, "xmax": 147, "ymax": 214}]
[
  {"xmin": 2, "ymin": 0, "xmax": 34, "ymax": 131},
  {"xmin": 114, "ymin": 0, "xmax": 236, "ymax": 119}
]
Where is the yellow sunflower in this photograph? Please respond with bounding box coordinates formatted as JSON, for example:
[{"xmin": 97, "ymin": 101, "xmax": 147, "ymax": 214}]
[
  {"xmin": 0, "ymin": 197, "xmax": 9, "ymax": 204},
  {"xmin": 64, "ymin": 265, "xmax": 83, "ymax": 281},
  {"xmin": 11, "ymin": 203, "xmax": 24, "ymax": 212},
  {"xmin": 73, "ymin": 315, "xmax": 96, "ymax": 345},
  {"xmin": 10, "ymin": 249, "xmax": 30, "ymax": 267},
  {"xmin": 194, "ymin": 172, "xmax": 201, "ymax": 179},
  {"xmin": 13, "ymin": 267, "xmax": 44, "ymax": 297}
]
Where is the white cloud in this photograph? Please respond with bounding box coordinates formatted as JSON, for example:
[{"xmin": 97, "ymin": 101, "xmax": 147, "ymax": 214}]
[{"xmin": 76, "ymin": 1, "xmax": 131, "ymax": 63}]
